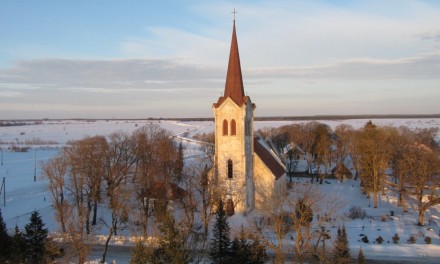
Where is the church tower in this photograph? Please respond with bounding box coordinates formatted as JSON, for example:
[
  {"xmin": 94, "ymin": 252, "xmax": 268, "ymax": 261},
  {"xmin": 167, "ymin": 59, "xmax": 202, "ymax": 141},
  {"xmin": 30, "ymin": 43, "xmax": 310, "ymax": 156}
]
[{"xmin": 213, "ymin": 19, "xmax": 256, "ymax": 213}]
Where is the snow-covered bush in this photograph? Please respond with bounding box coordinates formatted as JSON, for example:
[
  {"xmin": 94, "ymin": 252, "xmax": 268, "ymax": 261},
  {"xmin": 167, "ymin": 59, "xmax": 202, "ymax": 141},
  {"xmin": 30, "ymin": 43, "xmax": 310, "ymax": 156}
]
[
  {"xmin": 375, "ymin": 236, "xmax": 384, "ymax": 244},
  {"xmin": 392, "ymin": 234, "xmax": 400, "ymax": 244},
  {"xmin": 348, "ymin": 206, "xmax": 366, "ymax": 219},
  {"xmin": 361, "ymin": 236, "xmax": 369, "ymax": 243},
  {"xmin": 407, "ymin": 235, "xmax": 417, "ymax": 244},
  {"xmin": 424, "ymin": 236, "xmax": 432, "ymax": 244}
]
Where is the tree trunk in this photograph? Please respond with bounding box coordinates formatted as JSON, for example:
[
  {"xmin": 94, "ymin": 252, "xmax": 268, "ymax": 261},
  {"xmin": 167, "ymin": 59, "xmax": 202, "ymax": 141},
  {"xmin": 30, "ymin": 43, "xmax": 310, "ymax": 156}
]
[
  {"xmin": 418, "ymin": 209, "xmax": 425, "ymax": 226},
  {"xmin": 86, "ymin": 201, "xmax": 91, "ymax": 234},
  {"xmin": 417, "ymin": 194, "xmax": 425, "ymax": 226},
  {"xmin": 92, "ymin": 199, "xmax": 98, "ymax": 225},
  {"xmin": 101, "ymin": 230, "xmax": 113, "ymax": 264}
]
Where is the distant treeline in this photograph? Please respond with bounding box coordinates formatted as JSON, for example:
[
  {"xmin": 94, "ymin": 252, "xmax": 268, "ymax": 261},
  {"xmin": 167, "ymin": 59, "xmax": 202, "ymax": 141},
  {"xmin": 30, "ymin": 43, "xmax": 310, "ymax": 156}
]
[{"xmin": 2, "ymin": 114, "xmax": 439, "ymax": 123}]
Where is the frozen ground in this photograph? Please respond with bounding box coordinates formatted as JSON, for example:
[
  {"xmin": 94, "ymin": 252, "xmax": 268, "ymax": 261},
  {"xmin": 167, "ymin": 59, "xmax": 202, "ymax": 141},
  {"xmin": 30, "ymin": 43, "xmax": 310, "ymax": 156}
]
[{"xmin": 1, "ymin": 118, "xmax": 439, "ymax": 263}]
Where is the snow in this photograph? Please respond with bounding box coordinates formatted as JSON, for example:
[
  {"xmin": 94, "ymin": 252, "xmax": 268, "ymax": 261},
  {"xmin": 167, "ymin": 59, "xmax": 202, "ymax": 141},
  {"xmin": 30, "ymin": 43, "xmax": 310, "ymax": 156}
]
[{"xmin": 1, "ymin": 118, "xmax": 439, "ymax": 263}]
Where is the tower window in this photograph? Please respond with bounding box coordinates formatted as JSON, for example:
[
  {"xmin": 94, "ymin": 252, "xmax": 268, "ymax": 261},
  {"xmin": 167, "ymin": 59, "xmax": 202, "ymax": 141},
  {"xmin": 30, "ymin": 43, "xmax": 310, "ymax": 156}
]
[
  {"xmin": 230, "ymin": 119, "xmax": 236, "ymax": 136},
  {"xmin": 223, "ymin": 119, "xmax": 228, "ymax": 136},
  {"xmin": 227, "ymin": 159, "xmax": 233, "ymax": 179}
]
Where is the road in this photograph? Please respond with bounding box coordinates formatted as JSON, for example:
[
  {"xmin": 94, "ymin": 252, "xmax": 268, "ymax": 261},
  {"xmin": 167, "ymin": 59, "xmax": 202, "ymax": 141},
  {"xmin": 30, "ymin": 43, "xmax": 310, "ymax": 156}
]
[{"xmin": 81, "ymin": 244, "xmax": 440, "ymax": 264}]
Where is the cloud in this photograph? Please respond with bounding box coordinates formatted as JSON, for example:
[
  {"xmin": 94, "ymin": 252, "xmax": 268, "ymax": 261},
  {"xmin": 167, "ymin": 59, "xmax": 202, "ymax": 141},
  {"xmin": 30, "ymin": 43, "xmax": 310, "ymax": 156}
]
[
  {"xmin": 0, "ymin": 58, "xmax": 224, "ymax": 92},
  {"xmin": 1, "ymin": 51, "xmax": 439, "ymax": 94},
  {"xmin": 246, "ymin": 52, "xmax": 440, "ymax": 80},
  {"xmin": 0, "ymin": 91, "xmax": 24, "ymax": 98}
]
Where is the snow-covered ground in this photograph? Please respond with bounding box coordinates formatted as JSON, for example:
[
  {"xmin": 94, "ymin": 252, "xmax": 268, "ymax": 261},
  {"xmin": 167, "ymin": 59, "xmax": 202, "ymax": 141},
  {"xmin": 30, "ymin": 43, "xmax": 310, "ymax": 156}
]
[{"xmin": 1, "ymin": 118, "xmax": 439, "ymax": 263}]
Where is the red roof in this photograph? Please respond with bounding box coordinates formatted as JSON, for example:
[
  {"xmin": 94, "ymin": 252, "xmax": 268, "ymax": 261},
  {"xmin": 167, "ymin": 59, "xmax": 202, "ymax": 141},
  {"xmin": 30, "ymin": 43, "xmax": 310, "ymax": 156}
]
[
  {"xmin": 214, "ymin": 21, "xmax": 247, "ymax": 108},
  {"xmin": 254, "ymin": 137, "xmax": 286, "ymax": 180}
]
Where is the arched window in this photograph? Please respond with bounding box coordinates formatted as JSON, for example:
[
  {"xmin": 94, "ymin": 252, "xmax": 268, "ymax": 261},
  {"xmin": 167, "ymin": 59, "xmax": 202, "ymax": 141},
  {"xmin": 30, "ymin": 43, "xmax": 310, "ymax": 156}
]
[
  {"xmin": 223, "ymin": 119, "xmax": 228, "ymax": 136},
  {"xmin": 230, "ymin": 119, "xmax": 236, "ymax": 136},
  {"xmin": 227, "ymin": 159, "xmax": 233, "ymax": 179}
]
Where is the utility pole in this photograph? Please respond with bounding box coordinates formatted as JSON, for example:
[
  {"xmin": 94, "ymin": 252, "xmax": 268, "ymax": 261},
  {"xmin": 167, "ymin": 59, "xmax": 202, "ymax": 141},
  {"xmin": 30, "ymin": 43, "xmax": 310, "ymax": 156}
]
[
  {"xmin": 1, "ymin": 177, "xmax": 5, "ymax": 207},
  {"xmin": 34, "ymin": 149, "xmax": 37, "ymax": 182}
]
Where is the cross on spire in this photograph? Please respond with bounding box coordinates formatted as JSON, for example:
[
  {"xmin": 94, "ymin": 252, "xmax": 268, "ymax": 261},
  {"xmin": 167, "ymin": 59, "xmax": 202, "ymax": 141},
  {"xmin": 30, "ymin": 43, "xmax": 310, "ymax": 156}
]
[{"xmin": 232, "ymin": 8, "xmax": 238, "ymax": 21}]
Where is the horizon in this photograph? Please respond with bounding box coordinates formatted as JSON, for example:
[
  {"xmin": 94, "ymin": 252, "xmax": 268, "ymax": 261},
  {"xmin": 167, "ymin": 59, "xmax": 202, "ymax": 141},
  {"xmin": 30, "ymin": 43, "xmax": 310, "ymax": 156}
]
[
  {"xmin": 2, "ymin": 113, "xmax": 440, "ymax": 123},
  {"xmin": 1, "ymin": 0, "xmax": 440, "ymax": 119}
]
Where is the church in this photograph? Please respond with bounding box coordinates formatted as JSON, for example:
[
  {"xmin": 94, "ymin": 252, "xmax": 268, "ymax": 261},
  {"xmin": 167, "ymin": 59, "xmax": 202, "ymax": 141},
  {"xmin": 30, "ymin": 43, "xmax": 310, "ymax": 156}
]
[{"xmin": 212, "ymin": 19, "xmax": 286, "ymax": 214}]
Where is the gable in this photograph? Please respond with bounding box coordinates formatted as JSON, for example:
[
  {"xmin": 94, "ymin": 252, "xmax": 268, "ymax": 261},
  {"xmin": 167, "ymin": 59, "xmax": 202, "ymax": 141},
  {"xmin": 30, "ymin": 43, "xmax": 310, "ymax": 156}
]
[{"xmin": 254, "ymin": 137, "xmax": 286, "ymax": 180}]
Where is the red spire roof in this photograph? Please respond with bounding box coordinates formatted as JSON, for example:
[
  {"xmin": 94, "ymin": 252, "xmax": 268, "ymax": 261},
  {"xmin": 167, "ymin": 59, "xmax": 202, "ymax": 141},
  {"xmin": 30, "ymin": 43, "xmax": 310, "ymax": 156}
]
[
  {"xmin": 214, "ymin": 20, "xmax": 247, "ymax": 108},
  {"xmin": 224, "ymin": 20, "xmax": 245, "ymax": 105}
]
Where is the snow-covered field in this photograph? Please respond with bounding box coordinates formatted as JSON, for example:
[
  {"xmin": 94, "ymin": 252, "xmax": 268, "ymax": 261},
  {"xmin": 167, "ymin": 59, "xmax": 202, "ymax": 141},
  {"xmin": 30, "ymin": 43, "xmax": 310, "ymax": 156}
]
[{"xmin": 1, "ymin": 118, "xmax": 439, "ymax": 263}]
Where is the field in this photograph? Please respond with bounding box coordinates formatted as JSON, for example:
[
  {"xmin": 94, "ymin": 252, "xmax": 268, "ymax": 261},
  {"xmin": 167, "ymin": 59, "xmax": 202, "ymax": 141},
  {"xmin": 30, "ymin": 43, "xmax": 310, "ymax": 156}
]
[{"xmin": 1, "ymin": 118, "xmax": 439, "ymax": 263}]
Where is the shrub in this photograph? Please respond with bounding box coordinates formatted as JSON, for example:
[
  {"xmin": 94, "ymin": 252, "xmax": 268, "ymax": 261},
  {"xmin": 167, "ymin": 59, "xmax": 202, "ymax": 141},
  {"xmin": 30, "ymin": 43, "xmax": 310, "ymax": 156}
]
[
  {"xmin": 375, "ymin": 236, "xmax": 384, "ymax": 244},
  {"xmin": 361, "ymin": 236, "xmax": 369, "ymax": 243},
  {"xmin": 348, "ymin": 206, "xmax": 367, "ymax": 219},
  {"xmin": 424, "ymin": 236, "xmax": 432, "ymax": 244},
  {"xmin": 407, "ymin": 235, "xmax": 416, "ymax": 244},
  {"xmin": 392, "ymin": 234, "xmax": 400, "ymax": 244}
]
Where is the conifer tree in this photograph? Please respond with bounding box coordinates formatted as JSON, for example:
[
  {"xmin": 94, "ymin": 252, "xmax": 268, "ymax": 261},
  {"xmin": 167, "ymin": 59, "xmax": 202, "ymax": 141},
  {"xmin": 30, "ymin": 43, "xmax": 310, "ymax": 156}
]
[
  {"xmin": 24, "ymin": 211, "xmax": 48, "ymax": 264},
  {"xmin": 0, "ymin": 208, "xmax": 11, "ymax": 262},
  {"xmin": 10, "ymin": 225, "xmax": 27, "ymax": 264},
  {"xmin": 210, "ymin": 200, "xmax": 232, "ymax": 263},
  {"xmin": 358, "ymin": 247, "xmax": 366, "ymax": 264},
  {"xmin": 173, "ymin": 141, "xmax": 184, "ymax": 182},
  {"xmin": 229, "ymin": 226, "xmax": 268, "ymax": 264},
  {"xmin": 230, "ymin": 227, "xmax": 252, "ymax": 263},
  {"xmin": 333, "ymin": 225, "xmax": 350, "ymax": 264},
  {"xmin": 151, "ymin": 213, "xmax": 189, "ymax": 264},
  {"xmin": 250, "ymin": 238, "xmax": 268, "ymax": 264}
]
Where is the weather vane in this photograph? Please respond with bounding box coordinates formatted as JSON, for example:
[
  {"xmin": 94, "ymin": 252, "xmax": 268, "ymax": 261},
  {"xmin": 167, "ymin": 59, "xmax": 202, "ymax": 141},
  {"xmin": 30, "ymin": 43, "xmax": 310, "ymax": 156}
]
[{"xmin": 232, "ymin": 8, "xmax": 238, "ymax": 21}]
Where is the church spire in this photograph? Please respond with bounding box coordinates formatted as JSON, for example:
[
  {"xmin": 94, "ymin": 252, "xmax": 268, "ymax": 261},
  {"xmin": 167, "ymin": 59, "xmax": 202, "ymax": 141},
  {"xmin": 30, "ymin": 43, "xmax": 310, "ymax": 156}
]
[{"xmin": 224, "ymin": 18, "xmax": 245, "ymax": 106}]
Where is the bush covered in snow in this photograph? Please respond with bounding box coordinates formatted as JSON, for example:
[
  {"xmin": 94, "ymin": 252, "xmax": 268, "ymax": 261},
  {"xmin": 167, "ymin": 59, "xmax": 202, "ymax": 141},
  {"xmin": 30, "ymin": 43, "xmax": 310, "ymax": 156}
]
[
  {"xmin": 348, "ymin": 206, "xmax": 367, "ymax": 219},
  {"xmin": 392, "ymin": 234, "xmax": 400, "ymax": 244}
]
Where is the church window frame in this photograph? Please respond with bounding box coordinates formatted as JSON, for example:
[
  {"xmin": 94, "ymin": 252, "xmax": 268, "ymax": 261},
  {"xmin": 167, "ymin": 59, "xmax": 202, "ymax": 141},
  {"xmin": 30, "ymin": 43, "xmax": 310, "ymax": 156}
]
[
  {"xmin": 230, "ymin": 119, "xmax": 236, "ymax": 136},
  {"xmin": 223, "ymin": 119, "xmax": 228, "ymax": 136},
  {"xmin": 227, "ymin": 159, "xmax": 233, "ymax": 179}
]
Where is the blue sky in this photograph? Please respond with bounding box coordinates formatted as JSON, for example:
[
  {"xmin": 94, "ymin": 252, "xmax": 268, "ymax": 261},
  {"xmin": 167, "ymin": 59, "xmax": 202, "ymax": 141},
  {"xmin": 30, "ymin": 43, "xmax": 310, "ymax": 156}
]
[{"xmin": 1, "ymin": 0, "xmax": 440, "ymax": 119}]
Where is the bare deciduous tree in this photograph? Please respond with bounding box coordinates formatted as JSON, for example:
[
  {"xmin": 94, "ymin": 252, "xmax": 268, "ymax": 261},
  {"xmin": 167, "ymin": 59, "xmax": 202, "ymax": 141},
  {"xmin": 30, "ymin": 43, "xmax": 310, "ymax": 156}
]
[
  {"xmin": 357, "ymin": 121, "xmax": 390, "ymax": 208},
  {"xmin": 398, "ymin": 143, "xmax": 440, "ymax": 226},
  {"xmin": 42, "ymin": 154, "xmax": 68, "ymax": 233}
]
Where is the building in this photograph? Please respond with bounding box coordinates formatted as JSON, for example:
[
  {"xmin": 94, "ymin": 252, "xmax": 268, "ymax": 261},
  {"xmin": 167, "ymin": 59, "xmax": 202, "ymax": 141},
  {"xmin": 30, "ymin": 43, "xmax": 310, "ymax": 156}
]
[{"xmin": 212, "ymin": 19, "xmax": 286, "ymax": 214}]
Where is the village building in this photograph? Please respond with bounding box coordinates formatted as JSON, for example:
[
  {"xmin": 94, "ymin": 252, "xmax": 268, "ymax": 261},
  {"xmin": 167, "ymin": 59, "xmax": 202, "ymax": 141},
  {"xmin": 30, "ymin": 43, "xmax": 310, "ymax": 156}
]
[{"xmin": 212, "ymin": 19, "xmax": 286, "ymax": 214}]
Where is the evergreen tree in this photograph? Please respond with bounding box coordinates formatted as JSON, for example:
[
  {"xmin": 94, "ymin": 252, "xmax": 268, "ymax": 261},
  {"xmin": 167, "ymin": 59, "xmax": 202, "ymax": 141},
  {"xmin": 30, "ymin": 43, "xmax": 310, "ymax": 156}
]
[
  {"xmin": 24, "ymin": 211, "xmax": 48, "ymax": 264},
  {"xmin": 249, "ymin": 238, "xmax": 268, "ymax": 264},
  {"xmin": 230, "ymin": 227, "xmax": 268, "ymax": 264},
  {"xmin": 151, "ymin": 213, "xmax": 189, "ymax": 264},
  {"xmin": 0, "ymin": 208, "xmax": 11, "ymax": 262},
  {"xmin": 130, "ymin": 240, "xmax": 149, "ymax": 264},
  {"xmin": 333, "ymin": 225, "xmax": 351, "ymax": 264},
  {"xmin": 210, "ymin": 200, "xmax": 232, "ymax": 263},
  {"xmin": 173, "ymin": 141, "xmax": 184, "ymax": 181},
  {"xmin": 358, "ymin": 247, "xmax": 366, "ymax": 264},
  {"xmin": 230, "ymin": 227, "xmax": 252, "ymax": 263},
  {"xmin": 10, "ymin": 226, "xmax": 27, "ymax": 264}
]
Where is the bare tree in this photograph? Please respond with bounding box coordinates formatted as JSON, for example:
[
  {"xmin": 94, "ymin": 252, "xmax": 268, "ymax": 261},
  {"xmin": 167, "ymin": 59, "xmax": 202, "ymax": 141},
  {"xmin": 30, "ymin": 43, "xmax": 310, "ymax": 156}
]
[
  {"xmin": 385, "ymin": 126, "xmax": 412, "ymax": 210},
  {"xmin": 334, "ymin": 124, "xmax": 354, "ymax": 164},
  {"xmin": 289, "ymin": 183, "xmax": 343, "ymax": 263},
  {"xmin": 254, "ymin": 181, "xmax": 343, "ymax": 264},
  {"xmin": 100, "ymin": 132, "xmax": 136, "ymax": 263},
  {"xmin": 42, "ymin": 154, "xmax": 68, "ymax": 233},
  {"xmin": 252, "ymin": 185, "xmax": 290, "ymax": 264},
  {"xmin": 357, "ymin": 121, "xmax": 390, "ymax": 208},
  {"xmin": 398, "ymin": 143, "xmax": 440, "ymax": 226},
  {"xmin": 313, "ymin": 124, "xmax": 332, "ymax": 184},
  {"xmin": 131, "ymin": 124, "xmax": 178, "ymax": 239}
]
